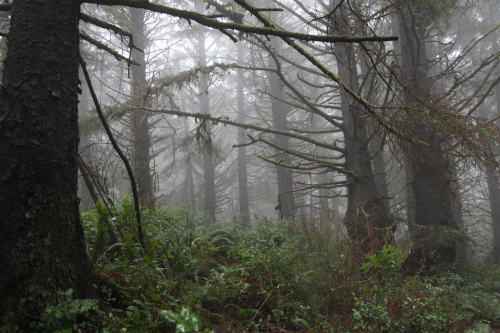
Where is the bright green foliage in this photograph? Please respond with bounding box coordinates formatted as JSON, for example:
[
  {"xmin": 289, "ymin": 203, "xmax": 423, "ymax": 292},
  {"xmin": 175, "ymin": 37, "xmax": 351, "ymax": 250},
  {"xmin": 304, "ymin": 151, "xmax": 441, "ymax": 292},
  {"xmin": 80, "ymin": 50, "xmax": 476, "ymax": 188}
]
[{"xmin": 159, "ymin": 307, "xmax": 205, "ymax": 332}]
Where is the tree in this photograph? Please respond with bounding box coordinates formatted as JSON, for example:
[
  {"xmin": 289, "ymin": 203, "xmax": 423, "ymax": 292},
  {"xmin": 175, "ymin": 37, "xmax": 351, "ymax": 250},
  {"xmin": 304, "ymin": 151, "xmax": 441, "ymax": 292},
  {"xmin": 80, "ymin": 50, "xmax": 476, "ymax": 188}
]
[
  {"xmin": 394, "ymin": 0, "xmax": 465, "ymax": 270},
  {"xmin": 0, "ymin": 0, "xmax": 399, "ymax": 326},
  {"xmin": 266, "ymin": 35, "xmax": 296, "ymax": 220},
  {"xmin": 328, "ymin": 0, "xmax": 393, "ymax": 252},
  {"xmin": 236, "ymin": 42, "xmax": 251, "ymax": 226},
  {"xmin": 0, "ymin": 0, "xmax": 95, "ymax": 328},
  {"xmin": 195, "ymin": 1, "xmax": 217, "ymax": 224},
  {"xmin": 130, "ymin": 7, "xmax": 155, "ymax": 208}
]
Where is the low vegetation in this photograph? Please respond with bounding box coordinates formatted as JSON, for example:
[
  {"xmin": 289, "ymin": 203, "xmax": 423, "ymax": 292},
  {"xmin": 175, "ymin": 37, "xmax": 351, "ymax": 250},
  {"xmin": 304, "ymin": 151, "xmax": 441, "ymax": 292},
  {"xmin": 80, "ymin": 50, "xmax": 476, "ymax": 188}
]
[{"xmin": 32, "ymin": 203, "xmax": 500, "ymax": 332}]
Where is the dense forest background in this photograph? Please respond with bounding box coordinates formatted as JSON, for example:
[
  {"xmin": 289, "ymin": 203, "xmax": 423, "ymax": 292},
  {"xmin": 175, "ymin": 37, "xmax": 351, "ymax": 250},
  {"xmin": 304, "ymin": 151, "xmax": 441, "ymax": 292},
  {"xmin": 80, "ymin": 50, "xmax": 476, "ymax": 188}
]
[{"xmin": 0, "ymin": 0, "xmax": 499, "ymax": 331}]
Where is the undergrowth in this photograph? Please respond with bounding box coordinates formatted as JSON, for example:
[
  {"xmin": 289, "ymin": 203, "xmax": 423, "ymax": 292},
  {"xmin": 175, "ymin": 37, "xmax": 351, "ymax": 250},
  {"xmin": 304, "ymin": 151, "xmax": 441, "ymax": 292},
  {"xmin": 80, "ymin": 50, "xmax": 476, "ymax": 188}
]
[{"xmin": 32, "ymin": 201, "xmax": 500, "ymax": 332}]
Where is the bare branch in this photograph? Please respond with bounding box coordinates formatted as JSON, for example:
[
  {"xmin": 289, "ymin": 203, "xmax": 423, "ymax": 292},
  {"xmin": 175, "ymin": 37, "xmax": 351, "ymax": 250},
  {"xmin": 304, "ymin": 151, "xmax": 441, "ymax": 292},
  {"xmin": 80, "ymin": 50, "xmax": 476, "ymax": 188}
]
[
  {"xmin": 84, "ymin": 0, "xmax": 397, "ymax": 43},
  {"xmin": 142, "ymin": 107, "xmax": 346, "ymax": 153},
  {"xmin": 80, "ymin": 13, "xmax": 142, "ymax": 52},
  {"xmin": 80, "ymin": 58, "xmax": 146, "ymax": 250},
  {"xmin": 80, "ymin": 31, "xmax": 139, "ymax": 65}
]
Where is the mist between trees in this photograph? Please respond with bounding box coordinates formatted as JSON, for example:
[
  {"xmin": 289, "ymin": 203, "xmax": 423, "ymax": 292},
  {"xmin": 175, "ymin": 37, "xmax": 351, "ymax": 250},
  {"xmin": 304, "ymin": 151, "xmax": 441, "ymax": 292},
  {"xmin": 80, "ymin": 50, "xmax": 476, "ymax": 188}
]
[{"xmin": 0, "ymin": 0, "xmax": 499, "ymax": 331}]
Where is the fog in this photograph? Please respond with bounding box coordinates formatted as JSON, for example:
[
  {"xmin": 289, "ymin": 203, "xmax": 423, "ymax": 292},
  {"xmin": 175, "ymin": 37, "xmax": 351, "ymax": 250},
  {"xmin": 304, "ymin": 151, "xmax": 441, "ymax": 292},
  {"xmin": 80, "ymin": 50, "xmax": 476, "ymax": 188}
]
[{"xmin": 2, "ymin": 0, "xmax": 500, "ymax": 330}]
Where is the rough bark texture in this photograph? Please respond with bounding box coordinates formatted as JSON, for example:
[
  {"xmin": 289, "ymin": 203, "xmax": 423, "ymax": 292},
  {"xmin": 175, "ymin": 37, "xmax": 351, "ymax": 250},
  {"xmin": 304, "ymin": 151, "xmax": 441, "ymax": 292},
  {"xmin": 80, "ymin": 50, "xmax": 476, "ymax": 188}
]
[
  {"xmin": 196, "ymin": 16, "xmax": 217, "ymax": 224},
  {"xmin": 237, "ymin": 43, "xmax": 250, "ymax": 226},
  {"xmin": 329, "ymin": 0, "xmax": 393, "ymax": 252},
  {"xmin": 0, "ymin": 0, "xmax": 95, "ymax": 329},
  {"xmin": 397, "ymin": 5, "xmax": 462, "ymax": 270},
  {"xmin": 266, "ymin": 36, "xmax": 295, "ymax": 220},
  {"xmin": 130, "ymin": 8, "xmax": 154, "ymax": 208}
]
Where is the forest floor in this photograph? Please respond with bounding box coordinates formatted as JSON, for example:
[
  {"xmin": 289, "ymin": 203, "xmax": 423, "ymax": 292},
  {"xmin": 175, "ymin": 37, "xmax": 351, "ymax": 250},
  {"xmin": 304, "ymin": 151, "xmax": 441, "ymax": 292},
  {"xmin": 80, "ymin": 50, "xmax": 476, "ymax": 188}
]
[{"xmin": 32, "ymin": 202, "xmax": 500, "ymax": 332}]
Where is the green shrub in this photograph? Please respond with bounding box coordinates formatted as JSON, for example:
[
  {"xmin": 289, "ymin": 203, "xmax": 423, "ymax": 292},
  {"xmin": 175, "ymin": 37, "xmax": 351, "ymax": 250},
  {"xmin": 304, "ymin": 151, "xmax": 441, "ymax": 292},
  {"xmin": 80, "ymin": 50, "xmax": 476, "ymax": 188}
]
[{"xmin": 31, "ymin": 289, "xmax": 100, "ymax": 332}]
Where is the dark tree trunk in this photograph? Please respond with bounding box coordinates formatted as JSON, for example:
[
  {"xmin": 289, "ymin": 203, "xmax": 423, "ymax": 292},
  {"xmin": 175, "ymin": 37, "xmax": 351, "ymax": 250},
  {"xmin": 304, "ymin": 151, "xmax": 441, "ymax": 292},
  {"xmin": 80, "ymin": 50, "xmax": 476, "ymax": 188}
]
[
  {"xmin": 130, "ymin": 8, "xmax": 154, "ymax": 208},
  {"xmin": 329, "ymin": 0, "xmax": 393, "ymax": 252},
  {"xmin": 266, "ymin": 37, "xmax": 295, "ymax": 220},
  {"xmin": 396, "ymin": 5, "xmax": 463, "ymax": 270},
  {"xmin": 0, "ymin": 0, "xmax": 95, "ymax": 328},
  {"xmin": 237, "ymin": 43, "xmax": 250, "ymax": 226},
  {"xmin": 197, "ymin": 24, "xmax": 216, "ymax": 224}
]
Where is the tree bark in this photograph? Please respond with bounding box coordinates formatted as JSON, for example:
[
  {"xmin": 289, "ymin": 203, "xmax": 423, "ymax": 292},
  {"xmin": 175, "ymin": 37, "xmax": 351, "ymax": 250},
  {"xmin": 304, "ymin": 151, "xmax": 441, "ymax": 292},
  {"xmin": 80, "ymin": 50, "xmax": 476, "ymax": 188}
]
[
  {"xmin": 196, "ymin": 11, "xmax": 216, "ymax": 224},
  {"xmin": 184, "ymin": 119, "xmax": 197, "ymax": 212},
  {"xmin": 329, "ymin": 0, "xmax": 393, "ymax": 252},
  {"xmin": 130, "ymin": 8, "xmax": 154, "ymax": 208},
  {"xmin": 396, "ymin": 4, "xmax": 463, "ymax": 270},
  {"xmin": 237, "ymin": 43, "xmax": 250, "ymax": 226},
  {"xmin": 487, "ymin": 77, "xmax": 500, "ymax": 264},
  {"xmin": 0, "ymin": 0, "xmax": 95, "ymax": 328},
  {"xmin": 266, "ymin": 36, "xmax": 295, "ymax": 220}
]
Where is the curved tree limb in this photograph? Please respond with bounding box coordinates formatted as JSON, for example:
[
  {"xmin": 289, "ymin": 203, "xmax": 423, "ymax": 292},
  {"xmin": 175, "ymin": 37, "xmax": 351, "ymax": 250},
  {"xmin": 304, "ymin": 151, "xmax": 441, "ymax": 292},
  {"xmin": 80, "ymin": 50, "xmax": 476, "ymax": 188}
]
[{"xmin": 80, "ymin": 57, "xmax": 146, "ymax": 250}]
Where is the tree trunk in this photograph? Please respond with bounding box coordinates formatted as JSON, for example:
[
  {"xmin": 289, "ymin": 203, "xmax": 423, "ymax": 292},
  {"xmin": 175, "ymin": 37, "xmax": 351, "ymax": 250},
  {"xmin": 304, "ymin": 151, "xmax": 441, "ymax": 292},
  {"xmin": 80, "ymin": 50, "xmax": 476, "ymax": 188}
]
[
  {"xmin": 487, "ymin": 80, "xmax": 500, "ymax": 264},
  {"xmin": 0, "ymin": 0, "xmax": 95, "ymax": 328},
  {"xmin": 266, "ymin": 37, "xmax": 295, "ymax": 220},
  {"xmin": 237, "ymin": 43, "xmax": 250, "ymax": 226},
  {"xmin": 196, "ymin": 13, "xmax": 216, "ymax": 224},
  {"xmin": 130, "ymin": 8, "xmax": 154, "ymax": 208},
  {"xmin": 329, "ymin": 0, "xmax": 393, "ymax": 252},
  {"xmin": 182, "ymin": 119, "xmax": 196, "ymax": 211},
  {"xmin": 396, "ymin": 5, "xmax": 463, "ymax": 270}
]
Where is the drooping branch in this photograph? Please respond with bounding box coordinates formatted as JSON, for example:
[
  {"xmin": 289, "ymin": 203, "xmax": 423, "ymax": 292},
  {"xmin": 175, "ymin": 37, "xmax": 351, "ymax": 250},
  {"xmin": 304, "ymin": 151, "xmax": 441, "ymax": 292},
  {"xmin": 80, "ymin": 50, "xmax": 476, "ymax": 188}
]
[
  {"xmin": 80, "ymin": 13, "xmax": 142, "ymax": 52},
  {"xmin": 253, "ymin": 134, "xmax": 351, "ymax": 175},
  {"xmin": 80, "ymin": 31, "xmax": 139, "ymax": 65},
  {"xmin": 80, "ymin": 58, "xmax": 146, "ymax": 250},
  {"xmin": 84, "ymin": 0, "xmax": 397, "ymax": 43},
  {"xmin": 142, "ymin": 107, "xmax": 346, "ymax": 153}
]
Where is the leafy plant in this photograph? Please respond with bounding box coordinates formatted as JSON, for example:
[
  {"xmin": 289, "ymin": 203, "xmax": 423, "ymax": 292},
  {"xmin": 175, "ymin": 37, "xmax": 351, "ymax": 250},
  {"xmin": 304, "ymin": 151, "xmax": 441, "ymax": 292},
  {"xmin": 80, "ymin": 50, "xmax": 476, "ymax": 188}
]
[
  {"xmin": 31, "ymin": 289, "xmax": 100, "ymax": 332},
  {"xmin": 159, "ymin": 307, "xmax": 205, "ymax": 333}
]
